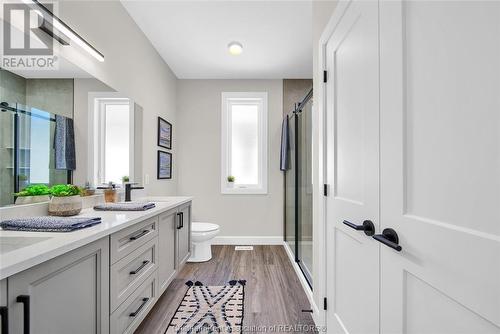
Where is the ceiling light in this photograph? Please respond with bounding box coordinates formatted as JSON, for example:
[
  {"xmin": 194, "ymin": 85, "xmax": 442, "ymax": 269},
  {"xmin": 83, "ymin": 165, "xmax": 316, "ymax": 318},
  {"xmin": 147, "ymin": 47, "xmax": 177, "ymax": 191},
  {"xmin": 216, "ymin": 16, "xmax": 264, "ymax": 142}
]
[{"xmin": 228, "ymin": 42, "xmax": 243, "ymax": 56}]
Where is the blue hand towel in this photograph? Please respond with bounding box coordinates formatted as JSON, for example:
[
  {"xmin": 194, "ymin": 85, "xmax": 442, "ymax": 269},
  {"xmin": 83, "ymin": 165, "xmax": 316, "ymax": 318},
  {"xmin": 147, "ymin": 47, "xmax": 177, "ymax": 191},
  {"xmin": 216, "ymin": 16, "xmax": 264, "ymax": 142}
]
[
  {"xmin": 54, "ymin": 115, "xmax": 76, "ymax": 170},
  {"xmin": 93, "ymin": 202, "xmax": 156, "ymax": 211},
  {"xmin": 0, "ymin": 216, "xmax": 101, "ymax": 232}
]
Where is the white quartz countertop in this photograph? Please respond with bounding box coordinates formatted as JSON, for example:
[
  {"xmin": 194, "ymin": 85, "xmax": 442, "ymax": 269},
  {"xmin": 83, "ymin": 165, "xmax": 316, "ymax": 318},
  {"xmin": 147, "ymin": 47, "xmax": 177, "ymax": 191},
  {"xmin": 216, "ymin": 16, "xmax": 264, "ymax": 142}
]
[{"xmin": 0, "ymin": 196, "xmax": 192, "ymax": 280}]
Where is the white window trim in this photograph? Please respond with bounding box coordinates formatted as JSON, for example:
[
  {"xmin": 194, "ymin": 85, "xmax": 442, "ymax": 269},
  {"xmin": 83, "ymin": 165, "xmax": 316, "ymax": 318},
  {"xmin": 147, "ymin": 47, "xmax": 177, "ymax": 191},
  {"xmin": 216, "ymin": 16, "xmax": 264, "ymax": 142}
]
[
  {"xmin": 87, "ymin": 92, "xmax": 134, "ymax": 187},
  {"xmin": 221, "ymin": 92, "xmax": 268, "ymax": 195}
]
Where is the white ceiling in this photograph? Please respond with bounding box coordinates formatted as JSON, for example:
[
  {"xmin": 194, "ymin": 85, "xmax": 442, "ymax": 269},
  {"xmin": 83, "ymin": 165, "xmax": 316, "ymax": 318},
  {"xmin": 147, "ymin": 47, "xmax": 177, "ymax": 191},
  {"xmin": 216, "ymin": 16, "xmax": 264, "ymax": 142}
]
[{"xmin": 122, "ymin": 1, "xmax": 313, "ymax": 79}]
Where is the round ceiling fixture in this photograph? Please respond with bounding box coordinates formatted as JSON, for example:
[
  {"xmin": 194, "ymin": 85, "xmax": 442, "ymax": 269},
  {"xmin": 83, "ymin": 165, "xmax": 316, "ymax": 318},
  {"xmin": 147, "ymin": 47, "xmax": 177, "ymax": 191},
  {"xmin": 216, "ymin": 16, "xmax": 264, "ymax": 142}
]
[{"xmin": 228, "ymin": 41, "xmax": 243, "ymax": 56}]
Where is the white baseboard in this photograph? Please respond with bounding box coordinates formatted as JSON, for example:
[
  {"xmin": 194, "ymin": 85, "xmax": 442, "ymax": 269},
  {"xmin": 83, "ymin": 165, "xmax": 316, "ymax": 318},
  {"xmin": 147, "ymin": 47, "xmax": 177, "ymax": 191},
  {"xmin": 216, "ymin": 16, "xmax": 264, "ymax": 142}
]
[
  {"xmin": 213, "ymin": 236, "xmax": 283, "ymax": 245},
  {"xmin": 282, "ymin": 241, "xmax": 320, "ymax": 326}
]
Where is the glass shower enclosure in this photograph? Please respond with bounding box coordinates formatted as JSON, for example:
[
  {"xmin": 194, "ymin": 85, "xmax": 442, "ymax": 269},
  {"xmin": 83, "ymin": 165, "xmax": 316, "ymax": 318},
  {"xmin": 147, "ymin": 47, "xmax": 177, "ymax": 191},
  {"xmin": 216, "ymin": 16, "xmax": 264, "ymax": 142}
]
[
  {"xmin": 0, "ymin": 102, "xmax": 69, "ymax": 206},
  {"xmin": 285, "ymin": 89, "xmax": 313, "ymax": 287}
]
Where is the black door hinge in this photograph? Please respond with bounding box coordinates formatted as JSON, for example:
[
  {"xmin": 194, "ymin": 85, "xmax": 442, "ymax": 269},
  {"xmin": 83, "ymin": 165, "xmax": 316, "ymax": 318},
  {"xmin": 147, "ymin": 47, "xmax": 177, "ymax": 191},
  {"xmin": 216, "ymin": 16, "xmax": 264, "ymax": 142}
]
[
  {"xmin": 323, "ymin": 297, "xmax": 328, "ymax": 310},
  {"xmin": 323, "ymin": 184, "xmax": 328, "ymax": 196},
  {"xmin": 323, "ymin": 70, "xmax": 328, "ymax": 83}
]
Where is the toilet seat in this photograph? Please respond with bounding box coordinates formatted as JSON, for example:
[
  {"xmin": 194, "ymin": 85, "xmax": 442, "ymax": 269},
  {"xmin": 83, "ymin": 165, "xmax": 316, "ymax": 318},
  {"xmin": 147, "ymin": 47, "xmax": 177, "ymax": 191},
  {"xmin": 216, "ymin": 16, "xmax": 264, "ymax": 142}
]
[{"xmin": 192, "ymin": 222, "xmax": 219, "ymax": 233}]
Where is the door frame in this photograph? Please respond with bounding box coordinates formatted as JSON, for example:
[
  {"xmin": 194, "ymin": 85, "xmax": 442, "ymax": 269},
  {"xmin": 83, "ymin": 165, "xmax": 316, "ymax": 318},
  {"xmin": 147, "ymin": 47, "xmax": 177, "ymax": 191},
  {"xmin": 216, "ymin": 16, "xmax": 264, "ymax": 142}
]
[{"xmin": 314, "ymin": 0, "xmax": 353, "ymax": 329}]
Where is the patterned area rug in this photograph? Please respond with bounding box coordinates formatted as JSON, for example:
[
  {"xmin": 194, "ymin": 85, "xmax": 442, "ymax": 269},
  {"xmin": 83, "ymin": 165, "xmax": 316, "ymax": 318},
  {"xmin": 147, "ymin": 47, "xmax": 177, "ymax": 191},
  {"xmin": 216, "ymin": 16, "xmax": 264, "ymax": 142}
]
[{"xmin": 166, "ymin": 280, "xmax": 245, "ymax": 333}]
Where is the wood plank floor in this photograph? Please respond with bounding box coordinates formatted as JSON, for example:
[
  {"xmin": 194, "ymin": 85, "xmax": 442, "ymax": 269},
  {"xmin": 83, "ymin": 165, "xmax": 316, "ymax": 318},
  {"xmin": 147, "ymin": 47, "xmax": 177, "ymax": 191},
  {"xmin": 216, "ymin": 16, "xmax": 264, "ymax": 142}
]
[{"xmin": 135, "ymin": 245, "xmax": 316, "ymax": 333}]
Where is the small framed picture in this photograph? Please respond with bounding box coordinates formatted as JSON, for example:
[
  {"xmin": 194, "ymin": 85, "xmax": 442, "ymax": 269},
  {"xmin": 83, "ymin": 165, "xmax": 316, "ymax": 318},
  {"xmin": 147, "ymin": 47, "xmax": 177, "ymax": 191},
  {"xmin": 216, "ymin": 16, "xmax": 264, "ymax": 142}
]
[
  {"xmin": 157, "ymin": 150, "xmax": 172, "ymax": 179},
  {"xmin": 158, "ymin": 117, "xmax": 172, "ymax": 149}
]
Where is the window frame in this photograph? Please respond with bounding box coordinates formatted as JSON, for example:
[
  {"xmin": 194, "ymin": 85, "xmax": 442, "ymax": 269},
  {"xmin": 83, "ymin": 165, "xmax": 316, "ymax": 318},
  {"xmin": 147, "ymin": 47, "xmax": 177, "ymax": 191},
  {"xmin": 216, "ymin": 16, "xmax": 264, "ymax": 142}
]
[
  {"xmin": 88, "ymin": 93, "xmax": 134, "ymax": 187},
  {"xmin": 221, "ymin": 92, "xmax": 268, "ymax": 195}
]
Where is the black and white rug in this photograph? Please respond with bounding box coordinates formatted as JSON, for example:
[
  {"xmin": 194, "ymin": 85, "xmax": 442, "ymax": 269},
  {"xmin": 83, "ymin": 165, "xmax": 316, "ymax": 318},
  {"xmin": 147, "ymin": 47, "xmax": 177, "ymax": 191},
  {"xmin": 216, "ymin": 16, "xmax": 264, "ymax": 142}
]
[{"xmin": 166, "ymin": 280, "xmax": 245, "ymax": 333}]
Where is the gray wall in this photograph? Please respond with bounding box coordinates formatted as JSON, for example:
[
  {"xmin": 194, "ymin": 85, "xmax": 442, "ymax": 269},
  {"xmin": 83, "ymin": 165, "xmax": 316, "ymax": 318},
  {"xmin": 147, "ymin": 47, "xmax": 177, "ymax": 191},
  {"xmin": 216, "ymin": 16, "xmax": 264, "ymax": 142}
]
[
  {"xmin": 176, "ymin": 80, "xmax": 284, "ymax": 238},
  {"xmin": 58, "ymin": 1, "xmax": 178, "ymax": 196}
]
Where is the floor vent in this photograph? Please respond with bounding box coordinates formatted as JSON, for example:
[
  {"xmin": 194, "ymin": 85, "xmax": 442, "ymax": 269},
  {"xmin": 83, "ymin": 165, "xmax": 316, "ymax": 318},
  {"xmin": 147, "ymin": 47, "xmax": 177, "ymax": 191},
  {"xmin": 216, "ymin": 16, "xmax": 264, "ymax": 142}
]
[{"xmin": 235, "ymin": 246, "xmax": 254, "ymax": 251}]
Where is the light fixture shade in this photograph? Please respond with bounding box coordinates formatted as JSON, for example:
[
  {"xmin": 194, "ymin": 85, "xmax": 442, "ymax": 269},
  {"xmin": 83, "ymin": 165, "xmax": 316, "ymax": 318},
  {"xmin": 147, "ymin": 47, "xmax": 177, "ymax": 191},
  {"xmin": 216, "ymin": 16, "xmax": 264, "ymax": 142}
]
[
  {"xmin": 228, "ymin": 42, "xmax": 243, "ymax": 56},
  {"xmin": 22, "ymin": 0, "xmax": 104, "ymax": 62}
]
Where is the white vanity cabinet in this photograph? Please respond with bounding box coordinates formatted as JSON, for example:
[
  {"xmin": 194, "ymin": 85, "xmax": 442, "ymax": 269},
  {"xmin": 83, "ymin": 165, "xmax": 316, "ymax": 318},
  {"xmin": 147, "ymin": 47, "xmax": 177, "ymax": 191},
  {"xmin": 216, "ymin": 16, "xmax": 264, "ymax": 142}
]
[
  {"xmin": 176, "ymin": 203, "xmax": 191, "ymax": 269},
  {"xmin": 1, "ymin": 199, "xmax": 192, "ymax": 334},
  {"xmin": 7, "ymin": 238, "xmax": 109, "ymax": 334},
  {"xmin": 158, "ymin": 208, "xmax": 177, "ymax": 293}
]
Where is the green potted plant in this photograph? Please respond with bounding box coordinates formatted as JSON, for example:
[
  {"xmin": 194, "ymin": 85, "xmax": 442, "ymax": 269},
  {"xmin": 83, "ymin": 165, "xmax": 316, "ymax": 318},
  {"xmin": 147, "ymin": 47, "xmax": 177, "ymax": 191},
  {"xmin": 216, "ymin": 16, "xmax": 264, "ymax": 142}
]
[
  {"xmin": 48, "ymin": 184, "xmax": 83, "ymax": 216},
  {"xmin": 227, "ymin": 175, "xmax": 235, "ymax": 188},
  {"xmin": 14, "ymin": 184, "xmax": 51, "ymax": 205},
  {"xmin": 122, "ymin": 176, "xmax": 130, "ymax": 183}
]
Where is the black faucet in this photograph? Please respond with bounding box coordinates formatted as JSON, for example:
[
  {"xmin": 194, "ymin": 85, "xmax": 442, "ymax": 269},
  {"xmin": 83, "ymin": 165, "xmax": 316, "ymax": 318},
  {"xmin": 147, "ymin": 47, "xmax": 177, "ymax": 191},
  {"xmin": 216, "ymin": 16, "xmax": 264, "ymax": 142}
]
[{"xmin": 125, "ymin": 183, "xmax": 144, "ymax": 202}]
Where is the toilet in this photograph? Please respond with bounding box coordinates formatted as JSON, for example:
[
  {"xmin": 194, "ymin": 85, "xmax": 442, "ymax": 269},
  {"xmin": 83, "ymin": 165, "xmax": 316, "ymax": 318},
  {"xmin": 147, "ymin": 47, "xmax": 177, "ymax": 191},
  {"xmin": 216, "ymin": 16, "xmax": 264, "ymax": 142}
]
[{"xmin": 188, "ymin": 222, "xmax": 220, "ymax": 262}]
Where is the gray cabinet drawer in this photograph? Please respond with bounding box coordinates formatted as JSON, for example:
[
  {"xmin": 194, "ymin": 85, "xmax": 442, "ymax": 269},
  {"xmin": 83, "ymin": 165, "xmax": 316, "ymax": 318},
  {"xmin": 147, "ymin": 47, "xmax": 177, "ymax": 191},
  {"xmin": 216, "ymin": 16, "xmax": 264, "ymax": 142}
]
[
  {"xmin": 110, "ymin": 216, "xmax": 158, "ymax": 264},
  {"xmin": 110, "ymin": 237, "xmax": 158, "ymax": 312},
  {"xmin": 110, "ymin": 270, "xmax": 158, "ymax": 334}
]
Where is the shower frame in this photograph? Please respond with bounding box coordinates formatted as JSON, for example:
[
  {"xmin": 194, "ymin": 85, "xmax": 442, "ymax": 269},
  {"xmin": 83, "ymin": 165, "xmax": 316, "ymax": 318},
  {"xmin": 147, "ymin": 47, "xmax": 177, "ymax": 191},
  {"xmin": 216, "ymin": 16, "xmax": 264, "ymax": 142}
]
[{"xmin": 285, "ymin": 88, "xmax": 313, "ymax": 288}]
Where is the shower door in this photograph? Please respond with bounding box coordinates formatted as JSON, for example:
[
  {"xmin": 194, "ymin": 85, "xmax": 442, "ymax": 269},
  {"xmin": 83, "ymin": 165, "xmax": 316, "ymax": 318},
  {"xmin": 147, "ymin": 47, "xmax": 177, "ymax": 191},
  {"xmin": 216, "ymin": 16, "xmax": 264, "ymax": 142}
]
[{"xmin": 285, "ymin": 89, "xmax": 313, "ymax": 287}]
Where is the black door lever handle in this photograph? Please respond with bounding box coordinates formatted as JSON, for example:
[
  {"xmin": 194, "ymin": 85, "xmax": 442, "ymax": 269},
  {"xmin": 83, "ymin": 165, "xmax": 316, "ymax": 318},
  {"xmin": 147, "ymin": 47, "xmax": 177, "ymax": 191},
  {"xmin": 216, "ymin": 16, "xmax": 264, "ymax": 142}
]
[
  {"xmin": 373, "ymin": 228, "xmax": 402, "ymax": 251},
  {"xmin": 342, "ymin": 220, "xmax": 375, "ymax": 236}
]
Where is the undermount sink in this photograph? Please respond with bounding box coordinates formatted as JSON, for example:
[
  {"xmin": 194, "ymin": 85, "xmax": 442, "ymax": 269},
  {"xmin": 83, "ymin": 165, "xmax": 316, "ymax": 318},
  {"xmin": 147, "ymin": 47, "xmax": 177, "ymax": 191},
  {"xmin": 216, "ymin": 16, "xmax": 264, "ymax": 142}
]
[{"xmin": 0, "ymin": 236, "xmax": 51, "ymax": 254}]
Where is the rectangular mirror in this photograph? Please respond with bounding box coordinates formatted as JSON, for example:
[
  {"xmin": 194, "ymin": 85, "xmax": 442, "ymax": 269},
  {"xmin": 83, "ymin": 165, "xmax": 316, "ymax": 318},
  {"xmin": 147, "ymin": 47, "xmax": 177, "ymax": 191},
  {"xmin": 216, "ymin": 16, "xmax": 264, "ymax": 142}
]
[{"xmin": 0, "ymin": 61, "xmax": 143, "ymax": 207}]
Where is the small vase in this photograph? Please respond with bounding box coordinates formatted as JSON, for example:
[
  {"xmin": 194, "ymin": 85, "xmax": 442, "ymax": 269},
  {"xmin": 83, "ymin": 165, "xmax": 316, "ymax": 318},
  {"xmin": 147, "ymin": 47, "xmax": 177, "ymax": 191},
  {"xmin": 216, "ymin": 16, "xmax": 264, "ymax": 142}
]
[
  {"xmin": 15, "ymin": 195, "xmax": 50, "ymax": 205},
  {"xmin": 227, "ymin": 182, "xmax": 235, "ymax": 188},
  {"xmin": 49, "ymin": 195, "xmax": 83, "ymax": 216}
]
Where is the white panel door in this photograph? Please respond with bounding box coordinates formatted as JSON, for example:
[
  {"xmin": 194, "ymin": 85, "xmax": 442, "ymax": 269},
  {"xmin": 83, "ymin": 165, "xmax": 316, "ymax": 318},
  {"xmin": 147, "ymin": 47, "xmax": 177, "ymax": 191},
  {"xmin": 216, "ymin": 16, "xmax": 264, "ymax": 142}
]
[
  {"xmin": 325, "ymin": 1, "xmax": 380, "ymax": 333},
  {"xmin": 379, "ymin": 1, "xmax": 500, "ymax": 333}
]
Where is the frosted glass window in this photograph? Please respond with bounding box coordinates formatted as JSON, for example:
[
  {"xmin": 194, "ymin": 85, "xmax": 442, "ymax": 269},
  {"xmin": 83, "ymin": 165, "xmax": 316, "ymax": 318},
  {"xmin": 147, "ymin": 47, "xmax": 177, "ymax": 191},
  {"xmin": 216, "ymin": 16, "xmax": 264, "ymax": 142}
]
[
  {"xmin": 221, "ymin": 92, "xmax": 268, "ymax": 194},
  {"xmin": 231, "ymin": 104, "xmax": 259, "ymax": 185},
  {"xmin": 104, "ymin": 104, "xmax": 129, "ymax": 185}
]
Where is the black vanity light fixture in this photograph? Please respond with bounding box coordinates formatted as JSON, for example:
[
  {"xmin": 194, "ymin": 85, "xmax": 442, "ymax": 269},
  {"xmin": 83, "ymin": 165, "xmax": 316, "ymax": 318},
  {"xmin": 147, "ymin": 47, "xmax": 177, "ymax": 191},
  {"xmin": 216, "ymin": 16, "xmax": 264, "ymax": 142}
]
[{"xmin": 22, "ymin": 0, "xmax": 105, "ymax": 62}]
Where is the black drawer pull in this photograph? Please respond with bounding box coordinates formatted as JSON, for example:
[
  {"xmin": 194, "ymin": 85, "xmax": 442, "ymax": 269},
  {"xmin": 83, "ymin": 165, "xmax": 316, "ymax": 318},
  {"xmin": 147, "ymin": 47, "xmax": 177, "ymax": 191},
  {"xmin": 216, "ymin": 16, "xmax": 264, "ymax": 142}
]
[
  {"xmin": 130, "ymin": 260, "xmax": 150, "ymax": 275},
  {"xmin": 176, "ymin": 213, "xmax": 182, "ymax": 229},
  {"xmin": 0, "ymin": 306, "xmax": 8, "ymax": 334},
  {"xmin": 16, "ymin": 295, "xmax": 29, "ymax": 334},
  {"xmin": 129, "ymin": 298, "xmax": 149, "ymax": 317},
  {"xmin": 180, "ymin": 212, "xmax": 184, "ymax": 228},
  {"xmin": 342, "ymin": 220, "xmax": 375, "ymax": 236},
  {"xmin": 373, "ymin": 228, "xmax": 402, "ymax": 251},
  {"xmin": 130, "ymin": 230, "xmax": 149, "ymax": 241}
]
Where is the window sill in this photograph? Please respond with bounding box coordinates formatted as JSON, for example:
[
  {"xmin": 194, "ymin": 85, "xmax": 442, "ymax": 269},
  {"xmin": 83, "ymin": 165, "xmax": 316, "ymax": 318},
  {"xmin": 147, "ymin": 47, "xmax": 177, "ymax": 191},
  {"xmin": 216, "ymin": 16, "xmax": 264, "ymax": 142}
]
[{"xmin": 221, "ymin": 186, "xmax": 268, "ymax": 195}]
